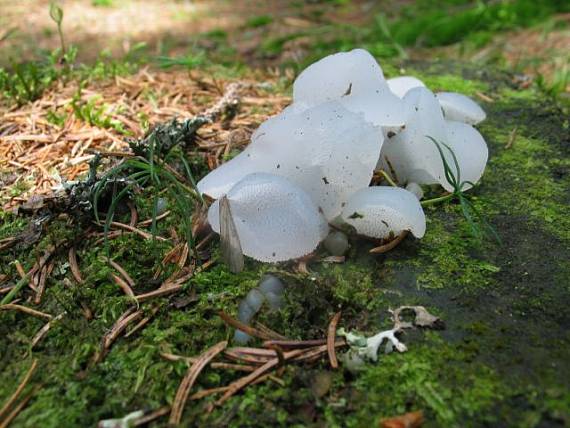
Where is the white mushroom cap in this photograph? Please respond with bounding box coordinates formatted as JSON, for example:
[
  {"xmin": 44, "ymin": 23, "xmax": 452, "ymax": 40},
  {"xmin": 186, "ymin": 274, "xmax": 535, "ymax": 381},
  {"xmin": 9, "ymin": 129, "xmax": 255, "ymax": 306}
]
[
  {"xmin": 292, "ymin": 49, "xmax": 407, "ymax": 129},
  {"xmin": 387, "ymin": 76, "xmax": 426, "ymax": 98},
  {"xmin": 208, "ymin": 173, "xmax": 329, "ymax": 263},
  {"xmin": 198, "ymin": 101, "xmax": 383, "ymax": 220},
  {"xmin": 379, "ymin": 87, "xmax": 488, "ymax": 192},
  {"xmin": 444, "ymin": 120, "xmax": 488, "ymax": 190},
  {"xmin": 293, "ymin": 49, "xmax": 386, "ymax": 105},
  {"xmin": 436, "ymin": 92, "xmax": 486, "ymax": 125},
  {"xmin": 341, "ymin": 186, "xmax": 426, "ymax": 239},
  {"xmin": 380, "ymin": 87, "xmax": 448, "ymax": 186}
]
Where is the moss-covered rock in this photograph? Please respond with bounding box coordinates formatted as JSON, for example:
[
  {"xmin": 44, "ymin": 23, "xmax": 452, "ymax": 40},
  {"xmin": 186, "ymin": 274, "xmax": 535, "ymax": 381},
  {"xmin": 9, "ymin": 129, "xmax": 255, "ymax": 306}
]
[{"xmin": 0, "ymin": 62, "xmax": 569, "ymax": 427}]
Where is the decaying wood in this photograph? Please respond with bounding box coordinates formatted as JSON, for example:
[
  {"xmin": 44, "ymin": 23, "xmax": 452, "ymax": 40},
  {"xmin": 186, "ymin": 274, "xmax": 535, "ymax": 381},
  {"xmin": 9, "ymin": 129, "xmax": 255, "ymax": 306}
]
[{"xmin": 169, "ymin": 341, "xmax": 227, "ymax": 426}]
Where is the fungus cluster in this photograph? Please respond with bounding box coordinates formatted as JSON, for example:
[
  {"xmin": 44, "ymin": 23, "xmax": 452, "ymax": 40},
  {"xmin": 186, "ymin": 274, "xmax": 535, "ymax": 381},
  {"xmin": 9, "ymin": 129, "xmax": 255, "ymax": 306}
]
[{"xmin": 198, "ymin": 49, "xmax": 488, "ymax": 263}]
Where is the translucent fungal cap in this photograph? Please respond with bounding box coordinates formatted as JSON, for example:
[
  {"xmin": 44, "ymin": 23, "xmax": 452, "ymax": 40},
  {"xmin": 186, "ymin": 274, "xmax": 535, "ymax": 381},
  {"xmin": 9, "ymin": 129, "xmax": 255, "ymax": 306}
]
[
  {"xmin": 436, "ymin": 92, "xmax": 486, "ymax": 125},
  {"xmin": 207, "ymin": 173, "xmax": 329, "ymax": 262},
  {"xmin": 198, "ymin": 101, "xmax": 382, "ymax": 220},
  {"xmin": 380, "ymin": 87, "xmax": 488, "ymax": 192},
  {"xmin": 340, "ymin": 187, "xmax": 426, "ymax": 239},
  {"xmin": 387, "ymin": 76, "xmax": 426, "ymax": 98},
  {"xmin": 292, "ymin": 49, "xmax": 407, "ymax": 128}
]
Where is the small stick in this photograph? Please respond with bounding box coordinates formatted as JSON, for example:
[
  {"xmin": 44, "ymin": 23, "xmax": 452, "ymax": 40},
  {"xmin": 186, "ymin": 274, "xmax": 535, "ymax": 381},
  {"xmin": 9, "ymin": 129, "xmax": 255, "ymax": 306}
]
[
  {"xmin": 0, "ymin": 304, "xmax": 53, "ymax": 320},
  {"xmin": 0, "ymin": 359, "xmax": 38, "ymax": 421},
  {"xmin": 327, "ymin": 311, "xmax": 342, "ymax": 369},
  {"xmin": 169, "ymin": 341, "xmax": 227, "ymax": 426},
  {"xmin": 370, "ymin": 231, "xmax": 408, "ymax": 254}
]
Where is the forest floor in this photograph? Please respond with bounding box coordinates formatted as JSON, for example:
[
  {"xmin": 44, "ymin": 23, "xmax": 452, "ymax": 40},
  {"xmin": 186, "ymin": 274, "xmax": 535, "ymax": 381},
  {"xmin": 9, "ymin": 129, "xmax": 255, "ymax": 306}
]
[{"xmin": 0, "ymin": 1, "xmax": 569, "ymax": 427}]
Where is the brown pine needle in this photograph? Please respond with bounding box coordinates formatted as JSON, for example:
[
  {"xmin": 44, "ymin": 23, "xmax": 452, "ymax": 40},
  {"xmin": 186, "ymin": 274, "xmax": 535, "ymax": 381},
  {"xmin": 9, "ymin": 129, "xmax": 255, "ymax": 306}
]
[
  {"xmin": 0, "ymin": 385, "xmax": 40, "ymax": 428},
  {"xmin": 189, "ymin": 386, "xmax": 230, "ymax": 401},
  {"xmin": 124, "ymin": 306, "xmax": 160, "ymax": 338},
  {"xmin": 132, "ymin": 406, "xmax": 170, "ymax": 427},
  {"xmin": 134, "ymin": 284, "xmax": 183, "ymax": 303},
  {"xmin": 137, "ymin": 211, "xmax": 170, "ymax": 227},
  {"xmin": 127, "ymin": 201, "xmax": 138, "ymax": 227},
  {"xmin": 327, "ymin": 311, "xmax": 342, "ymax": 369},
  {"xmin": 215, "ymin": 348, "xmax": 306, "ymax": 406},
  {"xmin": 262, "ymin": 339, "xmax": 327, "ymax": 349},
  {"xmin": 169, "ymin": 341, "xmax": 227, "ymax": 426},
  {"xmin": 0, "ymin": 304, "xmax": 53, "ymax": 320},
  {"xmin": 96, "ymin": 309, "xmax": 143, "ymax": 362},
  {"xmin": 218, "ymin": 311, "xmax": 282, "ymax": 341},
  {"xmin": 0, "ymin": 359, "xmax": 38, "ymax": 421},
  {"xmin": 108, "ymin": 259, "xmax": 135, "ymax": 288},
  {"xmin": 31, "ymin": 313, "xmax": 65, "ymax": 348},
  {"xmin": 370, "ymin": 231, "xmax": 408, "ymax": 254},
  {"xmin": 111, "ymin": 273, "xmax": 135, "ymax": 298},
  {"xmin": 255, "ymin": 322, "xmax": 288, "ymax": 340},
  {"xmin": 68, "ymin": 247, "xmax": 84, "ymax": 284}
]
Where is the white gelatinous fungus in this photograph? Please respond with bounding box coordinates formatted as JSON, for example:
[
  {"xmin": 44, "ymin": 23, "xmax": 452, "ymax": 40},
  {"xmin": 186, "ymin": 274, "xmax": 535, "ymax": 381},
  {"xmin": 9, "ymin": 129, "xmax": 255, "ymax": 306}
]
[
  {"xmin": 207, "ymin": 173, "xmax": 329, "ymax": 262},
  {"xmin": 197, "ymin": 49, "xmax": 491, "ymax": 264},
  {"xmin": 293, "ymin": 49, "xmax": 407, "ymax": 129},
  {"xmin": 387, "ymin": 76, "xmax": 426, "ymax": 98},
  {"xmin": 199, "ymin": 101, "xmax": 382, "ymax": 220},
  {"xmin": 340, "ymin": 186, "xmax": 426, "ymax": 239},
  {"xmin": 436, "ymin": 91, "xmax": 486, "ymax": 125},
  {"xmin": 380, "ymin": 87, "xmax": 488, "ymax": 192}
]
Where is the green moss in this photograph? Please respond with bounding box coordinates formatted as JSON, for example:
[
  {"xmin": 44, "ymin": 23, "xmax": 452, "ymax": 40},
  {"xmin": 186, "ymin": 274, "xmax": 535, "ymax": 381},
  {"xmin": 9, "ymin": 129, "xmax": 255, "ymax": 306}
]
[{"xmin": 343, "ymin": 333, "xmax": 505, "ymax": 427}]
